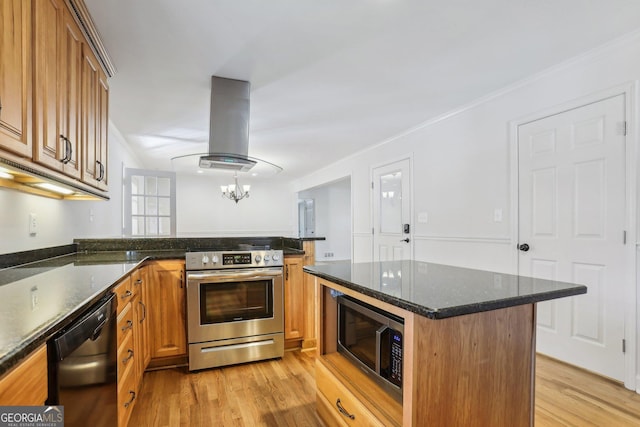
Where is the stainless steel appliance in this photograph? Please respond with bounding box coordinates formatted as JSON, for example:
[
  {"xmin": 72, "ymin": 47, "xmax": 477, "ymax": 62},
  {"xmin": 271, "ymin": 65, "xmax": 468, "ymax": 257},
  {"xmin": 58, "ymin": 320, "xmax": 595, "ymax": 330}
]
[
  {"xmin": 337, "ymin": 295, "xmax": 404, "ymax": 402},
  {"xmin": 186, "ymin": 249, "xmax": 284, "ymax": 371},
  {"xmin": 47, "ymin": 293, "xmax": 117, "ymax": 426}
]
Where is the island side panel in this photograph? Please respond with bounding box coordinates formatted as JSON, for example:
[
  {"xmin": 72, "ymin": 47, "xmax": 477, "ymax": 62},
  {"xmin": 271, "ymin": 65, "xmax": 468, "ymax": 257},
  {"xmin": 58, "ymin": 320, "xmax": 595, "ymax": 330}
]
[{"xmin": 412, "ymin": 303, "xmax": 536, "ymax": 427}]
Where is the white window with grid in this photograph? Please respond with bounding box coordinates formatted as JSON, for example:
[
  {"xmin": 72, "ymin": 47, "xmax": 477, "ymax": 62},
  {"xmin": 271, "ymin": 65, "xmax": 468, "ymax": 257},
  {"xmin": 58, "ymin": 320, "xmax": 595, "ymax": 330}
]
[{"xmin": 124, "ymin": 168, "xmax": 176, "ymax": 236}]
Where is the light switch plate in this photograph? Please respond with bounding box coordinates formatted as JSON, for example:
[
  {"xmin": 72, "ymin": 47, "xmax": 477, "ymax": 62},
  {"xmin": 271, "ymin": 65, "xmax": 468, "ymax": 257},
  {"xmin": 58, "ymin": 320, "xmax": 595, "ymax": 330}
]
[{"xmin": 29, "ymin": 213, "xmax": 38, "ymax": 235}]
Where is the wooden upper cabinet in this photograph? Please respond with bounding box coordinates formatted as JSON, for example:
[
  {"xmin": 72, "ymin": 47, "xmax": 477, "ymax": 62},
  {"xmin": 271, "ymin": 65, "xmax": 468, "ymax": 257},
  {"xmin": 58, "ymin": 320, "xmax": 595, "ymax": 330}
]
[
  {"xmin": 147, "ymin": 260, "xmax": 187, "ymax": 360},
  {"xmin": 81, "ymin": 48, "xmax": 108, "ymax": 190},
  {"xmin": 284, "ymin": 255, "xmax": 305, "ymax": 341},
  {"xmin": 32, "ymin": 0, "xmax": 64, "ymax": 171},
  {"xmin": 59, "ymin": 8, "xmax": 83, "ymax": 179},
  {"xmin": 29, "ymin": 0, "xmax": 109, "ymax": 189},
  {"xmin": 0, "ymin": 0, "xmax": 32, "ymax": 158}
]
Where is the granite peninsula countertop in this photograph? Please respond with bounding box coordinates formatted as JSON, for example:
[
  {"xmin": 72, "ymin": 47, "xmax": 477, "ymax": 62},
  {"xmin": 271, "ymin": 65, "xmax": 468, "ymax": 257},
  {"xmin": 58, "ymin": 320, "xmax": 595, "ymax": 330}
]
[
  {"xmin": 0, "ymin": 237, "xmax": 320, "ymax": 376},
  {"xmin": 0, "ymin": 251, "xmax": 159, "ymax": 376},
  {"xmin": 304, "ymin": 260, "xmax": 587, "ymax": 319}
]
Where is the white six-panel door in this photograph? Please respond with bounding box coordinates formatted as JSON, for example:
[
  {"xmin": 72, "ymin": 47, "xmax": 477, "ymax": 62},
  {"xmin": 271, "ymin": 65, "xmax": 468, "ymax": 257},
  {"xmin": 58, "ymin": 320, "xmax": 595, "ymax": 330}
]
[{"xmin": 518, "ymin": 94, "xmax": 626, "ymax": 381}]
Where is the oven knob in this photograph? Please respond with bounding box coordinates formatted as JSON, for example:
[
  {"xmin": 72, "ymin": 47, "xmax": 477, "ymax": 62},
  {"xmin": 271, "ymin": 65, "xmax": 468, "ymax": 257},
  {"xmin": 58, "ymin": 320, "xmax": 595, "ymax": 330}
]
[
  {"xmin": 272, "ymin": 253, "xmax": 280, "ymax": 262},
  {"xmin": 264, "ymin": 254, "xmax": 271, "ymax": 262},
  {"xmin": 255, "ymin": 255, "xmax": 262, "ymax": 263},
  {"xmin": 211, "ymin": 255, "xmax": 219, "ymax": 264},
  {"xmin": 201, "ymin": 255, "xmax": 209, "ymax": 264}
]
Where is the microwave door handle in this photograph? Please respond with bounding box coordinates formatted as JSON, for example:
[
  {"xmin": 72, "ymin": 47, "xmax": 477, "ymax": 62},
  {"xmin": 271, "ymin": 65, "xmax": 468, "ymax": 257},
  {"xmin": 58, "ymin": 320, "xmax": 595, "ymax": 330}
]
[{"xmin": 375, "ymin": 325, "xmax": 389, "ymax": 375}]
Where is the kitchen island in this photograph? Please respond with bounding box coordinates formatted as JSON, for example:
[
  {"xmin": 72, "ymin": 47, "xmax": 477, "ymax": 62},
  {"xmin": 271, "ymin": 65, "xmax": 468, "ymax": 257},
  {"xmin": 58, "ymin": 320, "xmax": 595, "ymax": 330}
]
[{"xmin": 304, "ymin": 260, "xmax": 586, "ymax": 427}]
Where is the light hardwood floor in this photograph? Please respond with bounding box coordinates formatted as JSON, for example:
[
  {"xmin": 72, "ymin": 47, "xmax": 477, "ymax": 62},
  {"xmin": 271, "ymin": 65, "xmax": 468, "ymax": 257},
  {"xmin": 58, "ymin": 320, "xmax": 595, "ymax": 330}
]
[{"xmin": 130, "ymin": 351, "xmax": 640, "ymax": 426}]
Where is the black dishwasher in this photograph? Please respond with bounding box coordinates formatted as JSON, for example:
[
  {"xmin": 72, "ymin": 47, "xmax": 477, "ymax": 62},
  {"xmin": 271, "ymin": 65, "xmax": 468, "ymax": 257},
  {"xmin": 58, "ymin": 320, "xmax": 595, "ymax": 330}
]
[{"xmin": 47, "ymin": 293, "xmax": 117, "ymax": 426}]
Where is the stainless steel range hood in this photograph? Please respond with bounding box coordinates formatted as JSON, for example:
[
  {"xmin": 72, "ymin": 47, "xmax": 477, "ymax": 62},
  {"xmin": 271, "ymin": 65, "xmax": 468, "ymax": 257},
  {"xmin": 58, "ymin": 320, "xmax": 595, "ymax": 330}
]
[{"xmin": 199, "ymin": 76, "xmax": 257, "ymax": 171}]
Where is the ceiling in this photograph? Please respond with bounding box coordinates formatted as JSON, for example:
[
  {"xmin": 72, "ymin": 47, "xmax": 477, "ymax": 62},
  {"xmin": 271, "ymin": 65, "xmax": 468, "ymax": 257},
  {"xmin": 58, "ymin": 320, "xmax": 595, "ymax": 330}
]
[{"xmin": 84, "ymin": 0, "xmax": 640, "ymax": 179}]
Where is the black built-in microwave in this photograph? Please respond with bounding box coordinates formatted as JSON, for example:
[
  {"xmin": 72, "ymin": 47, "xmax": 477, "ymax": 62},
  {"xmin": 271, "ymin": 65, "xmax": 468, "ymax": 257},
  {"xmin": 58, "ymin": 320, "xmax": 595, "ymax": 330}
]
[{"xmin": 337, "ymin": 295, "xmax": 403, "ymax": 402}]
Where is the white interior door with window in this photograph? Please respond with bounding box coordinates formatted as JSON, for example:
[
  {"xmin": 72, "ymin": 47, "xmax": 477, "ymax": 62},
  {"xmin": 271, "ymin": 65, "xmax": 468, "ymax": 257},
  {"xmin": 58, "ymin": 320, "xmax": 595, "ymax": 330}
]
[
  {"xmin": 517, "ymin": 94, "xmax": 627, "ymax": 382},
  {"xmin": 372, "ymin": 158, "xmax": 412, "ymax": 262}
]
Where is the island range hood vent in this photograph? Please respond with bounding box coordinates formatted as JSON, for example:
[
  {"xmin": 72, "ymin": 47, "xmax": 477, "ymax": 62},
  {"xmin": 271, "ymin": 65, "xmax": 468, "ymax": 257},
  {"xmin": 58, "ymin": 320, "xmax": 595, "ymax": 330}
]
[{"xmin": 200, "ymin": 76, "xmax": 256, "ymax": 172}]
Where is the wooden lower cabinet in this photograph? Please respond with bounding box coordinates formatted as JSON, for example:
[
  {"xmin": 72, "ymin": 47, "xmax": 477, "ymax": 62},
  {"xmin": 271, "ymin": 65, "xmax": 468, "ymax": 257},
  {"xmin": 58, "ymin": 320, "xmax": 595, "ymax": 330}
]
[
  {"xmin": 147, "ymin": 260, "xmax": 187, "ymax": 362},
  {"xmin": 114, "ymin": 260, "xmax": 187, "ymax": 425},
  {"xmin": 132, "ymin": 265, "xmax": 151, "ymax": 384},
  {"xmin": 284, "ymin": 255, "xmax": 305, "ymax": 346},
  {"xmin": 315, "ymin": 278, "xmax": 536, "ymax": 427},
  {"xmin": 0, "ymin": 345, "xmax": 47, "ymax": 405},
  {"xmin": 316, "ymin": 354, "xmax": 400, "ymax": 426},
  {"xmin": 301, "ymin": 241, "xmax": 318, "ymax": 350}
]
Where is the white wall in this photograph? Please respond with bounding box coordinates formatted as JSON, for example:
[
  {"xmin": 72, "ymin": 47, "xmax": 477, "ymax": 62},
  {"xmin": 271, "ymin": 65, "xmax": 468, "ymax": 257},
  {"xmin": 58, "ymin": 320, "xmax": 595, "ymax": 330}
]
[
  {"xmin": 293, "ymin": 30, "xmax": 640, "ymax": 388},
  {"xmin": 0, "ymin": 122, "xmax": 142, "ymax": 254},
  {"xmin": 176, "ymin": 173, "xmax": 295, "ymax": 237},
  {"xmin": 299, "ymin": 177, "xmax": 352, "ymax": 261},
  {"xmin": 293, "ymin": 30, "xmax": 640, "ymax": 272}
]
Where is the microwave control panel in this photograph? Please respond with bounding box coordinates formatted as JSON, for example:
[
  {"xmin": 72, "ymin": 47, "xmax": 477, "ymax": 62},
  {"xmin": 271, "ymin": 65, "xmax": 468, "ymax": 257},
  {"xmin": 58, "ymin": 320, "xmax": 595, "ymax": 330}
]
[{"xmin": 390, "ymin": 330, "xmax": 403, "ymax": 386}]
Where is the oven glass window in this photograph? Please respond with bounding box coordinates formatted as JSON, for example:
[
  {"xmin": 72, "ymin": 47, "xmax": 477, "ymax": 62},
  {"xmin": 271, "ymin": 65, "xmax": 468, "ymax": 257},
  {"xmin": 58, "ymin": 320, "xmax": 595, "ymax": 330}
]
[{"xmin": 199, "ymin": 280, "xmax": 273, "ymax": 324}]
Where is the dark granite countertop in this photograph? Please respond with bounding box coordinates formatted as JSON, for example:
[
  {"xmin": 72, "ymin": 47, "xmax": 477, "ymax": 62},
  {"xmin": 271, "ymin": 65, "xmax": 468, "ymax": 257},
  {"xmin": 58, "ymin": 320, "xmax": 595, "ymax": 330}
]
[
  {"xmin": 0, "ymin": 250, "xmax": 184, "ymax": 376},
  {"xmin": 304, "ymin": 260, "xmax": 587, "ymax": 319},
  {"xmin": 0, "ymin": 236, "xmax": 325, "ymax": 375}
]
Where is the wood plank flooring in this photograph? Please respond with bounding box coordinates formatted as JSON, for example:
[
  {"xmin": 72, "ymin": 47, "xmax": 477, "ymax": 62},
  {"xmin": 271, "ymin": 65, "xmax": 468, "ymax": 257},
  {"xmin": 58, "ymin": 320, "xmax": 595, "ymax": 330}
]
[{"xmin": 130, "ymin": 351, "xmax": 640, "ymax": 426}]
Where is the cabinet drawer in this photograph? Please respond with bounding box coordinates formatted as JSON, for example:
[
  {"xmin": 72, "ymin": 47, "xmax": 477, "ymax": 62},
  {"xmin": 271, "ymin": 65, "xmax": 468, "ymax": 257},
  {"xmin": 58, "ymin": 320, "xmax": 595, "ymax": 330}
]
[
  {"xmin": 117, "ymin": 331, "xmax": 135, "ymax": 384},
  {"xmin": 316, "ymin": 359, "xmax": 385, "ymax": 427},
  {"xmin": 117, "ymin": 364, "xmax": 137, "ymax": 427},
  {"xmin": 114, "ymin": 276, "xmax": 133, "ymax": 314},
  {"xmin": 117, "ymin": 303, "xmax": 134, "ymax": 348}
]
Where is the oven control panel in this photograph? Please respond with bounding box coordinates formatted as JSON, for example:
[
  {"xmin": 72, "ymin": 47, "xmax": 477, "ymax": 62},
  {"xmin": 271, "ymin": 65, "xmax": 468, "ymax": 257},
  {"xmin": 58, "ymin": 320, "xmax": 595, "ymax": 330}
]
[{"xmin": 186, "ymin": 250, "xmax": 284, "ymax": 270}]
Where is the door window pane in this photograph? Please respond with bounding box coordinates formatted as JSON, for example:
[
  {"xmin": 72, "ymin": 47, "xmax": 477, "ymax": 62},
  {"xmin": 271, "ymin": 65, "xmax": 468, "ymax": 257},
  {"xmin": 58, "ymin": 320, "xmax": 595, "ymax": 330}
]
[
  {"xmin": 158, "ymin": 197, "xmax": 171, "ymax": 216},
  {"xmin": 125, "ymin": 168, "xmax": 176, "ymax": 236},
  {"xmin": 380, "ymin": 171, "xmax": 402, "ymax": 233},
  {"xmin": 158, "ymin": 178, "xmax": 171, "ymax": 196}
]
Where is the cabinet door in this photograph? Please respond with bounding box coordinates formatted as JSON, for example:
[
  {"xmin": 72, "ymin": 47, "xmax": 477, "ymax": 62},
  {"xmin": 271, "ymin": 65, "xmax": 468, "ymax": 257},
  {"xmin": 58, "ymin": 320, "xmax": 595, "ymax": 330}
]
[
  {"xmin": 284, "ymin": 256, "xmax": 305, "ymax": 340},
  {"xmin": 33, "ymin": 0, "xmax": 64, "ymax": 169},
  {"xmin": 81, "ymin": 45, "xmax": 109, "ymax": 190},
  {"xmin": 58, "ymin": 7, "xmax": 82, "ymax": 179},
  {"xmin": 132, "ymin": 265, "xmax": 151, "ymax": 377},
  {"xmin": 148, "ymin": 260, "xmax": 187, "ymax": 359},
  {"xmin": 0, "ymin": 0, "xmax": 31, "ymax": 157}
]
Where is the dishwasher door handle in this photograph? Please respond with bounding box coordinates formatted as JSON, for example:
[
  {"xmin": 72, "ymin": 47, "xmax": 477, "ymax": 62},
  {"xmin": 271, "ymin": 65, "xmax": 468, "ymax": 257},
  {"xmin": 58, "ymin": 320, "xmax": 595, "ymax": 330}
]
[{"xmin": 92, "ymin": 318, "xmax": 108, "ymax": 340}]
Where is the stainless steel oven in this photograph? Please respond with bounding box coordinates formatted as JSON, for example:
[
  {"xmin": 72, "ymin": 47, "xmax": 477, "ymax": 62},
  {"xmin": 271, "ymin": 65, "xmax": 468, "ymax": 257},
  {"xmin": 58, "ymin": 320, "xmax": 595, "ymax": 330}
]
[{"xmin": 186, "ymin": 249, "xmax": 284, "ymax": 371}]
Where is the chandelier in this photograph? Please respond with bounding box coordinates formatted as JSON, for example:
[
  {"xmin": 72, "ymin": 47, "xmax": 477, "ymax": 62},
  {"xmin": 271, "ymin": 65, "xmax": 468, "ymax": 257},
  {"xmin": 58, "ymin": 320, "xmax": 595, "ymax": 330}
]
[{"xmin": 221, "ymin": 173, "xmax": 250, "ymax": 203}]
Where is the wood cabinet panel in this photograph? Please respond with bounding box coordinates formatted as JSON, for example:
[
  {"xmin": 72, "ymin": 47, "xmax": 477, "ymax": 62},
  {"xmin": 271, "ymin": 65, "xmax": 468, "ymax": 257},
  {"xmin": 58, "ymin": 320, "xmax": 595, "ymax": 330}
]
[
  {"xmin": 33, "ymin": 0, "xmax": 83, "ymax": 178},
  {"xmin": 132, "ymin": 265, "xmax": 151, "ymax": 374},
  {"xmin": 284, "ymin": 255, "xmax": 305, "ymax": 342},
  {"xmin": 148, "ymin": 260, "xmax": 187, "ymax": 360},
  {"xmin": 113, "ymin": 275, "xmax": 133, "ymax": 315},
  {"xmin": 81, "ymin": 46, "xmax": 108, "ymax": 189},
  {"xmin": 0, "ymin": 345, "xmax": 47, "ymax": 405},
  {"xmin": 0, "ymin": 0, "xmax": 31, "ymax": 157},
  {"xmin": 302, "ymin": 241, "xmax": 317, "ymax": 350},
  {"xmin": 32, "ymin": 0, "xmax": 64, "ymax": 169}
]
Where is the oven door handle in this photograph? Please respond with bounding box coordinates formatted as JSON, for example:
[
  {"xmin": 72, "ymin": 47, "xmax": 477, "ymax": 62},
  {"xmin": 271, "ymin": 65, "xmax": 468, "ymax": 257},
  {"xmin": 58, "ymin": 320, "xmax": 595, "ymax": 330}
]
[{"xmin": 187, "ymin": 269, "xmax": 282, "ymax": 282}]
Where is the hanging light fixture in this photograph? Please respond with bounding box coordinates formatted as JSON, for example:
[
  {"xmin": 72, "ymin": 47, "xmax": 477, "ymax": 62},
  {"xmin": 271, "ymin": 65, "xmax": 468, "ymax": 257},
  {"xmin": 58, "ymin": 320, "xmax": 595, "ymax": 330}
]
[{"xmin": 221, "ymin": 172, "xmax": 250, "ymax": 203}]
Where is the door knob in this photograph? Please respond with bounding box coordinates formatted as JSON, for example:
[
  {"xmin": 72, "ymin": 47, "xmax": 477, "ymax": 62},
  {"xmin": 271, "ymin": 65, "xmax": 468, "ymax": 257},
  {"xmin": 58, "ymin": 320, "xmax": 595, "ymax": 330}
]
[
  {"xmin": 400, "ymin": 238, "xmax": 410, "ymax": 243},
  {"xmin": 518, "ymin": 243, "xmax": 530, "ymax": 252}
]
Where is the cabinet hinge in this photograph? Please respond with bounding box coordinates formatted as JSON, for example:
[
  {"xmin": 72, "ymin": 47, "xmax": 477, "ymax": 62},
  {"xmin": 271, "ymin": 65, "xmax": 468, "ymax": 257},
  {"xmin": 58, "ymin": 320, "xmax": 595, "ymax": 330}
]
[
  {"xmin": 617, "ymin": 121, "xmax": 627, "ymax": 136},
  {"xmin": 623, "ymin": 338, "xmax": 626, "ymax": 353}
]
